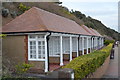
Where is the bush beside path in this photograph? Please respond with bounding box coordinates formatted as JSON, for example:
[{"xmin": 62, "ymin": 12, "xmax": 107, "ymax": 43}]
[{"xmin": 63, "ymin": 44, "xmax": 113, "ymax": 78}]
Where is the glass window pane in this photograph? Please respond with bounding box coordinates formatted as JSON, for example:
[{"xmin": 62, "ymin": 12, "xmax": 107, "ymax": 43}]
[
  {"xmin": 38, "ymin": 51, "xmax": 41, "ymax": 54},
  {"xmin": 30, "ymin": 41, "xmax": 36, "ymax": 45},
  {"xmin": 43, "ymin": 46, "xmax": 45, "ymax": 49},
  {"xmin": 33, "ymin": 55, "xmax": 36, "ymax": 58},
  {"xmin": 29, "ymin": 35, "xmax": 36, "ymax": 39},
  {"xmin": 38, "ymin": 41, "xmax": 41, "ymax": 45},
  {"xmin": 38, "ymin": 41, "xmax": 45, "ymax": 59},
  {"xmin": 43, "ymin": 50, "xmax": 45, "ymax": 53},
  {"xmin": 30, "ymin": 55, "xmax": 32, "ymax": 58},
  {"xmin": 33, "ymin": 46, "xmax": 36, "ymax": 49},
  {"xmin": 33, "ymin": 50, "xmax": 36, "ymax": 54},
  {"xmin": 42, "ymin": 41, "xmax": 45, "ymax": 45},
  {"xmin": 38, "ymin": 35, "xmax": 44, "ymax": 39},
  {"xmin": 30, "ymin": 50, "xmax": 32, "ymax": 53},
  {"xmin": 33, "ymin": 41, "xmax": 36, "ymax": 45},
  {"xmin": 38, "ymin": 46, "xmax": 41, "ymax": 49},
  {"xmin": 29, "ymin": 41, "xmax": 36, "ymax": 59},
  {"xmin": 38, "ymin": 55, "xmax": 41, "ymax": 58}
]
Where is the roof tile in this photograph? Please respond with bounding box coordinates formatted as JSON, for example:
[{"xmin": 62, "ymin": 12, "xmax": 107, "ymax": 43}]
[{"xmin": 2, "ymin": 7, "xmax": 101, "ymax": 37}]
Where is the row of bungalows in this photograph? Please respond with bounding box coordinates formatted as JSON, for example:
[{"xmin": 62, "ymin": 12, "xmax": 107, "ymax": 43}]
[{"xmin": 2, "ymin": 7, "xmax": 104, "ymax": 72}]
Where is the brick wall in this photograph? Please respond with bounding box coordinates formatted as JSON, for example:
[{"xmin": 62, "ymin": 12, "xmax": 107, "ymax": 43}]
[{"xmin": 24, "ymin": 35, "xmax": 28, "ymax": 64}]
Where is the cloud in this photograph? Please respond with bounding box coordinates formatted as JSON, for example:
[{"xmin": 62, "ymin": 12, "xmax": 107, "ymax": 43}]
[{"xmin": 61, "ymin": 1, "xmax": 118, "ymax": 31}]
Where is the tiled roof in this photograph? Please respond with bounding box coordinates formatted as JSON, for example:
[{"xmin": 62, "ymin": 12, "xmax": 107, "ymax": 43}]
[
  {"xmin": 89, "ymin": 28, "xmax": 102, "ymax": 37},
  {"xmin": 81, "ymin": 25, "xmax": 97, "ymax": 36},
  {"xmin": 2, "ymin": 7, "xmax": 101, "ymax": 37}
]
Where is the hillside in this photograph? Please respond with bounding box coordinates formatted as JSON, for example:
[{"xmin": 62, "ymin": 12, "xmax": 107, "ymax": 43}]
[{"xmin": 2, "ymin": 2, "xmax": 119, "ymax": 40}]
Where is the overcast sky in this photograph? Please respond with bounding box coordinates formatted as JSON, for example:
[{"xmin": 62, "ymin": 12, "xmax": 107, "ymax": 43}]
[{"xmin": 60, "ymin": 0, "xmax": 119, "ymax": 32}]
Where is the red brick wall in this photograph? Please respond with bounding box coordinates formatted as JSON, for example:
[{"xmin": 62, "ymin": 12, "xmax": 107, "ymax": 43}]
[{"xmin": 24, "ymin": 35, "xmax": 28, "ymax": 64}]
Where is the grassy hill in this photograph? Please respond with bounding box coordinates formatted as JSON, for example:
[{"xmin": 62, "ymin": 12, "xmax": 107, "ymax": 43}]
[{"xmin": 2, "ymin": 2, "xmax": 119, "ymax": 40}]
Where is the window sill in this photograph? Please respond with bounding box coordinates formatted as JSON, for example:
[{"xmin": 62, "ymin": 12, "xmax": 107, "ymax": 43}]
[
  {"xmin": 28, "ymin": 59, "xmax": 45, "ymax": 61},
  {"xmin": 63, "ymin": 53, "xmax": 70, "ymax": 54},
  {"xmin": 49, "ymin": 55, "xmax": 60, "ymax": 57}
]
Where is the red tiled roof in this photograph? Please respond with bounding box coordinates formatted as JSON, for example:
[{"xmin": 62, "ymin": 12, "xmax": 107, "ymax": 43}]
[
  {"xmin": 89, "ymin": 28, "xmax": 102, "ymax": 37},
  {"xmin": 81, "ymin": 25, "xmax": 97, "ymax": 36},
  {"xmin": 93, "ymin": 29, "xmax": 102, "ymax": 37},
  {"xmin": 2, "ymin": 7, "xmax": 91, "ymax": 36}
]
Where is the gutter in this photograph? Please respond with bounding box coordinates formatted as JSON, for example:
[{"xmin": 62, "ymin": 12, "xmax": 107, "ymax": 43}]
[
  {"xmin": 46, "ymin": 32, "xmax": 51, "ymax": 71},
  {"xmin": 3, "ymin": 30, "xmax": 96, "ymax": 37}
]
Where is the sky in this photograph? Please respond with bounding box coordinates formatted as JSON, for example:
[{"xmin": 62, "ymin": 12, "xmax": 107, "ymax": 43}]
[{"xmin": 60, "ymin": 0, "xmax": 119, "ymax": 32}]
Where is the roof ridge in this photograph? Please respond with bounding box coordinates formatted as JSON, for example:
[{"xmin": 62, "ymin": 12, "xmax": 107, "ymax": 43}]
[
  {"xmin": 92, "ymin": 29, "xmax": 102, "ymax": 36},
  {"xmin": 81, "ymin": 25, "xmax": 93, "ymax": 35},
  {"xmin": 89, "ymin": 28, "xmax": 100, "ymax": 36},
  {"xmin": 34, "ymin": 7, "xmax": 78, "ymax": 24},
  {"xmin": 33, "ymin": 7, "xmax": 49, "ymax": 31}
]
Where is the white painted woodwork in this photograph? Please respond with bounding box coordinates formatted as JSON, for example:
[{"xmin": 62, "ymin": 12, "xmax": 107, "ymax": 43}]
[
  {"xmin": 70, "ymin": 36, "xmax": 72, "ymax": 61},
  {"xmin": 44, "ymin": 34, "xmax": 48, "ymax": 72},
  {"xmin": 60, "ymin": 36, "xmax": 63, "ymax": 66},
  {"xmin": 82, "ymin": 37, "xmax": 84, "ymax": 55},
  {"xmin": 86, "ymin": 37, "xmax": 88, "ymax": 54}
]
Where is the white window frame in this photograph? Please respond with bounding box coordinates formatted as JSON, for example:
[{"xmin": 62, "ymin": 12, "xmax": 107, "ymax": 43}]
[
  {"xmin": 63, "ymin": 37, "xmax": 70, "ymax": 54},
  {"xmin": 72, "ymin": 37, "xmax": 77, "ymax": 52},
  {"xmin": 49, "ymin": 36, "xmax": 60, "ymax": 56},
  {"xmin": 28, "ymin": 35, "xmax": 46, "ymax": 61}
]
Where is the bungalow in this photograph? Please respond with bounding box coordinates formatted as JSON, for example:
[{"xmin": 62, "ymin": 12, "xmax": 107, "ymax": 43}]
[{"xmin": 2, "ymin": 7, "xmax": 104, "ymax": 72}]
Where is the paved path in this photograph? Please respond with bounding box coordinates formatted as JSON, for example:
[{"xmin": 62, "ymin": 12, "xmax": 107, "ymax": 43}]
[{"xmin": 102, "ymin": 44, "xmax": 119, "ymax": 79}]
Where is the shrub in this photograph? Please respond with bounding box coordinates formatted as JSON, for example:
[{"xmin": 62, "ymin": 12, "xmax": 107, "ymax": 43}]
[
  {"xmin": 18, "ymin": 3, "xmax": 31, "ymax": 12},
  {"xmin": 15, "ymin": 63, "xmax": 33, "ymax": 74},
  {"xmin": 62, "ymin": 44, "xmax": 113, "ymax": 79},
  {"xmin": 0, "ymin": 34, "xmax": 7, "ymax": 39},
  {"xmin": 104, "ymin": 40, "xmax": 114, "ymax": 46}
]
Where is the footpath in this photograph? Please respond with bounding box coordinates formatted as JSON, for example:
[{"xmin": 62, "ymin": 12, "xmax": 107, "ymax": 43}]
[{"xmin": 102, "ymin": 44, "xmax": 119, "ymax": 79}]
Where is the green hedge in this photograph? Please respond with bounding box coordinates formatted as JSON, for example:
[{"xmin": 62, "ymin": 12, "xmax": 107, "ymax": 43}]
[
  {"xmin": 104, "ymin": 40, "xmax": 114, "ymax": 45},
  {"xmin": 62, "ymin": 44, "xmax": 113, "ymax": 78}
]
